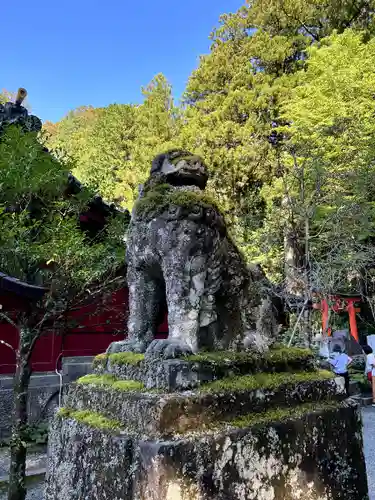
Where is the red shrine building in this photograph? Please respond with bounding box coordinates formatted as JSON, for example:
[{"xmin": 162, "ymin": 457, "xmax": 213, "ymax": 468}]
[{"xmin": 0, "ymin": 274, "xmax": 168, "ymax": 376}]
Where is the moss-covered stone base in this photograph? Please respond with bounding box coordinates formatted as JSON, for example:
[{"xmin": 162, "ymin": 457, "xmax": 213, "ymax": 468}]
[
  {"xmin": 45, "ymin": 400, "xmax": 368, "ymax": 500},
  {"xmin": 93, "ymin": 346, "xmax": 316, "ymax": 391},
  {"xmin": 46, "ymin": 346, "xmax": 367, "ymax": 499},
  {"xmin": 65, "ymin": 371, "xmax": 343, "ymax": 437}
]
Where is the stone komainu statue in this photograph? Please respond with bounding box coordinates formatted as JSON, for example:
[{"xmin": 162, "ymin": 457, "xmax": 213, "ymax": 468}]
[
  {"xmin": 0, "ymin": 88, "xmax": 42, "ymax": 135},
  {"xmin": 108, "ymin": 150, "xmax": 279, "ymax": 359}
]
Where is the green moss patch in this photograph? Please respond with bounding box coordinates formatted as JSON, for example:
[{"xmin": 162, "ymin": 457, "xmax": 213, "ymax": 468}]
[
  {"xmin": 111, "ymin": 380, "xmax": 145, "ymax": 391},
  {"xmin": 109, "ymin": 352, "xmax": 145, "ymax": 366},
  {"xmin": 185, "ymin": 346, "xmax": 314, "ymax": 373},
  {"xmin": 265, "ymin": 346, "xmax": 312, "ymax": 364},
  {"xmin": 92, "ymin": 353, "xmax": 109, "ymax": 369},
  {"xmin": 57, "ymin": 408, "xmax": 122, "ymax": 431},
  {"xmin": 134, "ymin": 183, "xmax": 220, "ymax": 219},
  {"xmin": 186, "ymin": 346, "xmax": 310, "ymax": 364},
  {"xmin": 77, "ymin": 374, "xmax": 116, "ymax": 386},
  {"xmin": 201, "ymin": 370, "xmax": 333, "ymax": 393},
  {"xmin": 229, "ymin": 400, "xmax": 341, "ymax": 429},
  {"xmin": 76, "ymin": 374, "xmax": 145, "ymax": 392}
]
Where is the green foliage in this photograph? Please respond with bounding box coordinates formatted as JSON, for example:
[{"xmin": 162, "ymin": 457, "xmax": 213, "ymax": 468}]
[
  {"xmin": 0, "ymin": 126, "xmax": 67, "ymax": 203},
  {"xmin": 42, "ymin": 1, "xmax": 375, "ymax": 290},
  {"xmin": 0, "ymin": 122, "xmax": 125, "ymax": 307},
  {"xmin": 201, "ymin": 369, "xmax": 333, "ymax": 393},
  {"xmin": 270, "ymin": 30, "xmax": 375, "ymax": 293},
  {"xmin": 179, "ymin": 1, "xmax": 375, "ymax": 280},
  {"xmin": 23, "ymin": 423, "xmax": 49, "ymax": 446},
  {"xmin": 0, "ymin": 423, "xmax": 49, "ymax": 448},
  {"xmin": 46, "ymin": 74, "xmax": 181, "ymax": 211}
]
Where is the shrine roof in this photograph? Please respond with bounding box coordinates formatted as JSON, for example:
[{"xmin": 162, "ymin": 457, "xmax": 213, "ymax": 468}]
[{"xmin": 0, "ymin": 272, "xmax": 47, "ymax": 301}]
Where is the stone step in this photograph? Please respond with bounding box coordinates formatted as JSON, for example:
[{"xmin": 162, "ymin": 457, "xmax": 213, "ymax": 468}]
[
  {"xmin": 0, "ymin": 447, "xmax": 46, "ymax": 484},
  {"xmin": 93, "ymin": 346, "xmax": 316, "ymax": 391},
  {"xmin": 65, "ymin": 371, "xmax": 345, "ymax": 438},
  {"xmin": 62, "ymin": 357, "xmax": 94, "ymax": 384},
  {"xmin": 360, "ymin": 396, "xmax": 373, "ymax": 406}
]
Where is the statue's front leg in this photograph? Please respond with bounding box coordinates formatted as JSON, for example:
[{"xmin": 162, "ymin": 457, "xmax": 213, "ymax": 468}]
[
  {"xmin": 107, "ymin": 266, "xmax": 163, "ymax": 354},
  {"xmin": 145, "ymin": 255, "xmax": 208, "ymax": 360}
]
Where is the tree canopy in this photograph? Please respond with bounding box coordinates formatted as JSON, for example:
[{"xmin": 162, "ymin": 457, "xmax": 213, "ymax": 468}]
[
  {"xmin": 45, "ymin": 74, "xmax": 180, "ymax": 211},
  {"xmin": 43, "ymin": 0, "xmax": 375, "ymax": 295}
]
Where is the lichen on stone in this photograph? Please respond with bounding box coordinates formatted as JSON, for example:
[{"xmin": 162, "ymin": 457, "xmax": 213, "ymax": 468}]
[
  {"xmin": 201, "ymin": 370, "xmax": 333, "ymax": 393},
  {"xmin": 229, "ymin": 400, "xmax": 341, "ymax": 429},
  {"xmin": 76, "ymin": 374, "xmax": 145, "ymax": 392},
  {"xmin": 57, "ymin": 408, "xmax": 122, "ymax": 431},
  {"xmin": 109, "ymin": 352, "xmax": 145, "ymax": 366}
]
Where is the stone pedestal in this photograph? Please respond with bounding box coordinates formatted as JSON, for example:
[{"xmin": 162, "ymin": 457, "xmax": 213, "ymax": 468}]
[{"xmin": 45, "ymin": 347, "xmax": 369, "ymax": 500}]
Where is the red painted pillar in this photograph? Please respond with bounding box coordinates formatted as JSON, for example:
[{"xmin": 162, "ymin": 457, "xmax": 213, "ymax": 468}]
[{"xmin": 347, "ymin": 301, "xmax": 359, "ymax": 342}]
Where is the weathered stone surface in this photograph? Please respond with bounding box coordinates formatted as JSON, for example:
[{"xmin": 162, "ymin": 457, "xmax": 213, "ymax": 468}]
[
  {"xmin": 107, "ymin": 150, "xmax": 280, "ymax": 360},
  {"xmin": 46, "ymin": 400, "xmax": 368, "ymax": 500},
  {"xmin": 133, "ymin": 401, "xmax": 368, "ymax": 500},
  {"xmin": 65, "ymin": 374, "xmax": 344, "ymax": 438},
  {"xmin": 45, "ymin": 417, "xmax": 133, "ymax": 500}
]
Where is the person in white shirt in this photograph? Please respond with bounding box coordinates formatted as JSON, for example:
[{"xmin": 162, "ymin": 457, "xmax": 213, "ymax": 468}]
[
  {"xmin": 363, "ymin": 345, "xmax": 375, "ymax": 406},
  {"xmin": 328, "ymin": 345, "xmax": 352, "ymax": 396}
]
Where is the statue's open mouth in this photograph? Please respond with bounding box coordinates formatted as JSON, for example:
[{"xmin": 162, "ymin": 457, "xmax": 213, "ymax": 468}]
[{"xmin": 166, "ymin": 171, "xmax": 207, "ymax": 190}]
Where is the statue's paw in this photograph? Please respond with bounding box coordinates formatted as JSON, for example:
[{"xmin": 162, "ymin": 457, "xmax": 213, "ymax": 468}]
[
  {"xmin": 145, "ymin": 339, "xmax": 193, "ymax": 360},
  {"xmin": 243, "ymin": 332, "xmax": 270, "ymax": 353},
  {"xmin": 106, "ymin": 339, "xmax": 148, "ymax": 354}
]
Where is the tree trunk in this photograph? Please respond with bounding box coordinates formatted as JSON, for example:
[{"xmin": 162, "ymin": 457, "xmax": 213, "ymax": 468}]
[
  {"xmin": 301, "ymin": 217, "xmax": 312, "ymax": 347},
  {"xmin": 8, "ymin": 328, "xmax": 33, "ymax": 500}
]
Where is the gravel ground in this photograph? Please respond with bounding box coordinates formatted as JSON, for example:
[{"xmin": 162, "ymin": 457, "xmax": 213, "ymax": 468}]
[
  {"xmin": 362, "ymin": 407, "xmax": 375, "ymax": 500},
  {"xmin": 0, "ymin": 476, "xmax": 45, "ymax": 500},
  {"xmin": 24, "ymin": 480, "xmax": 44, "ymax": 500}
]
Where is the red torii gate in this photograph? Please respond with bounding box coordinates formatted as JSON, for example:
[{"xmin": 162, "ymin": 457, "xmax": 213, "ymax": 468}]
[{"xmin": 312, "ymin": 294, "xmax": 361, "ymax": 342}]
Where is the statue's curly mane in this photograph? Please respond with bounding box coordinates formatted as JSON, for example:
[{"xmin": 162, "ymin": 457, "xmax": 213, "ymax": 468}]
[{"xmin": 150, "ymin": 150, "xmax": 199, "ymax": 175}]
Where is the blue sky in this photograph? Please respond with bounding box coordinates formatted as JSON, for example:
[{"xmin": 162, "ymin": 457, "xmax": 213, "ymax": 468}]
[{"xmin": 2, "ymin": 0, "xmax": 242, "ymax": 123}]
